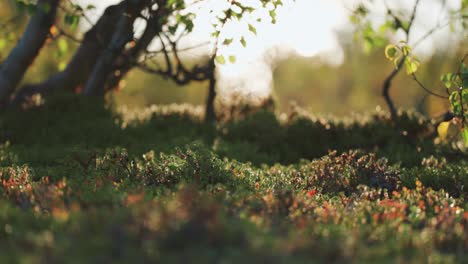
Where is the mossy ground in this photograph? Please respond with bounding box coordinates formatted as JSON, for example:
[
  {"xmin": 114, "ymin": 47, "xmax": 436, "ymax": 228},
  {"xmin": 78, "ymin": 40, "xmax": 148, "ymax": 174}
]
[{"xmin": 0, "ymin": 95, "xmax": 466, "ymax": 263}]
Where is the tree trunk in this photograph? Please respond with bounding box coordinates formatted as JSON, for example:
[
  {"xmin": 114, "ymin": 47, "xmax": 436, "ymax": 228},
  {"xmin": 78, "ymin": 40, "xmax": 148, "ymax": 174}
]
[
  {"xmin": 13, "ymin": 1, "xmax": 126, "ymax": 104},
  {"xmin": 382, "ymin": 58, "xmax": 405, "ymax": 120},
  {"xmin": 83, "ymin": 0, "xmax": 149, "ymax": 96},
  {"xmin": 0, "ymin": 0, "xmax": 59, "ymax": 107},
  {"xmin": 103, "ymin": 16, "xmax": 162, "ymax": 92},
  {"xmin": 205, "ymin": 62, "xmax": 217, "ymax": 122},
  {"xmin": 83, "ymin": 17, "xmax": 134, "ymax": 96}
]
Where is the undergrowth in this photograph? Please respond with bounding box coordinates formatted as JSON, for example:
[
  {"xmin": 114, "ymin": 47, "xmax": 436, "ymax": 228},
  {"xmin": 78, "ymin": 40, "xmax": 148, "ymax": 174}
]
[{"xmin": 0, "ymin": 95, "xmax": 466, "ymax": 263}]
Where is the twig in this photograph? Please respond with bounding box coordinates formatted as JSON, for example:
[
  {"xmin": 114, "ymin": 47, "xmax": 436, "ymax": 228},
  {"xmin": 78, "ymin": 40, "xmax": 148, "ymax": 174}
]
[
  {"xmin": 411, "ymin": 74, "xmax": 449, "ymax": 99},
  {"xmin": 382, "ymin": 57, "xmax": 405, "ymax": 118}
]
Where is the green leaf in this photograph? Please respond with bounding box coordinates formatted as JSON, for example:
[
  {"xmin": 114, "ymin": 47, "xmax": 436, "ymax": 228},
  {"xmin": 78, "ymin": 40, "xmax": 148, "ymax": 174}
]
[
  {"xmin": 385, "ymin": 44, "xmax": 398, "ymax": 60},
  {"xmin": 212, "ymin": 31, "xmax": 220, "ymax": 38},
  {"xmin": 240, "ymin": 37, "xmax": 247, "ymax": 47},
  {"xmin": 168, "ymin": 25, "xmax": 178, "ymax": 35},
  {"xmin": 0, "ymin": 39, "xmax": 6, "ymax": 50},
  {"xmin": 449, "ymin": 92, "xmax": 462, "ymax": 115},
  {"xmin": 58, "ymin": 61, "xmax": 67, "ymax": 71},
  {"xmin": 269, "ymin": 10, "xmax": 277, "ymax": 23},
  {"xmin": 57, "ymin": 38, "xmax": 68, "ymax": 53},
  {"xmin": 401, "ymin": 44, "xmax": 412, "ymax": 56},
  {"xmin": 64, "ymin": 14, "xmax": 80, "ymax": 29},
  {"xmin": 222, "ymin": 38, "xmax": 233, "ymax": 46},
  {"xmin": 355, "ymin": 4, "xmax": 368, "ymax": 16},
  {"xmin": 463, "ymin": 128, "xmax": 468, "ymax": 145},
  {"xmin": 215, "ymin": 55, "xmax": 226, "ymax": 65},
  {"xmin": 405, "ymin": 58, "xmax": 420, "ymax": 75},
  {"xmin": 248, "ymin": 24, "xmax": 257, "ymax": 35},
  {"xmin": 441, "ymin": 73, "xmax": 454, "ymax": 89},
  {"xmin": 462, "ymin": 89, "xmax": 468, "ymax": 102},
  {"xmin": 228, "ymin": 55, "xmax": 236, "ymax": 64}
]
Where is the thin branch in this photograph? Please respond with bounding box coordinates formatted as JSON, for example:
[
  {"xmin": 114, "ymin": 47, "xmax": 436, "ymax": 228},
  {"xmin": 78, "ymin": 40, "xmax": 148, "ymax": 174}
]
[
  {"xmin": 159, "ymin": 35, "xmax": 173, "ymax": 75},
  {"xmin": 62, "ymin": 0, "xmax": 94, "ymax": 27},
  {"xmin": 56, "ymin": 26, "xmax": 82, "ymax": 43},
  {"xmin": 145, "ymin": 41, "xmax": 209, "ymax": 57},
  {"xmin": 455, "ymin": 53, "xmax": 468, "ymax": 74},
  {"xmin": 412, "ymin": 20, "xmax": 450, "ymax": 48},
  {"xmin": 406, "ymin": 0, "xmax": 421, "ymax": 39},
  {"xmin": 383, "ymin": 0, "xmax": 404, "ymax": 31},
  {"xmin": 382, "ymin": 57, "xmax": 405, "ymax": 118},
  {"xmin": 411, "ymin": 74, "xmax": 449, "ymax": 99}
]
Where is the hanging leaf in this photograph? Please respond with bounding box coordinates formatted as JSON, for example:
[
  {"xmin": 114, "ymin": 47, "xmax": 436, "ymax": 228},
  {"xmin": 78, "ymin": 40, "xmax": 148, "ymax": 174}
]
[
  {"xmin": 240, "ymin": 37, "xmax": 247, "ymax": 47},
  {"xmin": 215, "ymin": 55, "xmax": 226, "ymax": 65},
  {"xmin": 401, "ymin": 44, "xmax": 412, "ymax": 56},
  {"xmin": 437, "ymin": 121, "xmax": 450, "ymax": 140},
  {"xmin": 440, "ymin": 73, "xmax": 454, "ymax": 89},
  {"xmin": 222, "ymin": 38, "xmax": 233, "ymax": 46},
  {"xmin": 405, "ymin": 58, "xmax": 420, "ymax": 75},
  {"xmin": 228, "ymin": 55, "xmax": 236, "ymax": 63},
  {"xmin": 385, "ymin": 44, "xmax": 398, "ymax": 60},
  {"xmin": 248, "ymin": 24, "xmax": 257, "ymax": 35},
  {"xmin": 269, "ymin": 10, "xmax": 277, "ymax": 23},
  {"xmin": 437, "ymin": 120, "xmax": 460, "ymax": 141},
  {"xmin": 64, "ymin": 14, "xmax": 80, "ymax": 29}
]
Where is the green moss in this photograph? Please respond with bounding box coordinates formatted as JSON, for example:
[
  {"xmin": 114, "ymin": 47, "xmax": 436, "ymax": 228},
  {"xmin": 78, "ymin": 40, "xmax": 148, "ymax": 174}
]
[{"xmin": 0, "ymin": 97, "xmax": 466, "ymax": 262}]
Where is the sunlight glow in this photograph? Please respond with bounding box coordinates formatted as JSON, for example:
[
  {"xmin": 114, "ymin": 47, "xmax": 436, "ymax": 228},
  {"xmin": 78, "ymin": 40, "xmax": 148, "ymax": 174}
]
[
  {"xmin": 77, "ymin": 0, "xmax": 462, "ymax": 98},
  {"xmin": 77, "ymin": 0, "xmax": 347, "ymax": 97},
  {"xmin": 181, "ymin": 0, "xmax": 347, "ymax": 95}
]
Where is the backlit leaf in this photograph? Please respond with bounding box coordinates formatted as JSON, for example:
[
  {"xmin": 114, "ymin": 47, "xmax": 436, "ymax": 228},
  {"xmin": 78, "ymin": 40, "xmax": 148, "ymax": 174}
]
[
  {"xmin": 240, "ymin": 37, "xmax": 247, "ymax": 47},
  {"xmin": 405, "ymin": 59, "xmax": 420, "ymax": 75},
  {"xmin": 248, "ymin": 24, "xmax": 257, "ymax": 35},
  {"xmin": 215, "ymin": 55, "xmax": 226, "ymax": 65},
  {"xmin": 437, "ymin": 121, "xmax": 460, "ymax": 141},
  {"xmin": 463, "ymin": 128, "xmax": 468, "ymax": 145},
  {"xmin": 385, "ymin": 44, "xmax": 398, "ymax": 60}
]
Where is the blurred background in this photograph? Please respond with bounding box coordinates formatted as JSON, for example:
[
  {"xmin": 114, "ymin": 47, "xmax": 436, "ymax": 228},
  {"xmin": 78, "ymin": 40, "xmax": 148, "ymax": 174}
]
[{"xmin": 0, "ymin": 0, "xmax": 466, "ymax": 116}]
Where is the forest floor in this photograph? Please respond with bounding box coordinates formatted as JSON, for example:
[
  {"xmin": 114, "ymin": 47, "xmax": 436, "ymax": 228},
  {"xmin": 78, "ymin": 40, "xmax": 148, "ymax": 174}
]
[{"xmin": 0, "ymin": 95, "xmax": 466, "ymax": 263}]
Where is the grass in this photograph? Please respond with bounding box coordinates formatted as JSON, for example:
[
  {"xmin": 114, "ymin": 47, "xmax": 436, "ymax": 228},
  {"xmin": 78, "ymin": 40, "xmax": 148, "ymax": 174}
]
[{"xmin": 0, "ymin": 94, "xmax": 466, "ymax": 263}]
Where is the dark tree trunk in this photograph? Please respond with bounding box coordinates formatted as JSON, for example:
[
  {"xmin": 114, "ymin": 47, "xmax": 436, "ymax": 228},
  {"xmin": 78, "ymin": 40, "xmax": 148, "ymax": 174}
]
[
  {"xmin": 83, "ymin": 0, "xmax": 149, "ymax": 96},
  {"xmin": 83, "ymin": 16, "xmax": 134, "ymax": 96},
  {"xmin": 0, "ymin": 0, "xmax": 60, "ymax": 107},
  {"xmin": 382, "ymin": 57, "xmax": 405, "ymax": 120},
  {"xmin": 13, "ymin": 1, "xmax": 126, "ymax": 104},
  {"xmin": 103, "ymin": 15, "xmax": 162, "ymax": 92},
  {"xmin": 204, "ymin": 62, "xmax": 217, "ymax": 122}
]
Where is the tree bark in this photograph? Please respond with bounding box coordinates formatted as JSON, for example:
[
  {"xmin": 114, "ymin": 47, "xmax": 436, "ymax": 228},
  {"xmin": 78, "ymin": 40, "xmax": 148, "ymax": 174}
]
[
  {"xmin": 0, "ymin": 0, "xmax": 59, "ymax": 107},
  {"xmin": 103, "ymin": 15, "xmax": 162, "ymax": 92},
  {"xmin": 382, "ymin": 58, "xmax": 405, "ymax": 119},
  {"xmin": 13, "ymin": 1, "xmax": 126, "ymax": 104},
  {"xmin": 83, "ymin": 0, "xmax": 149, "ymax": 96},
  {"xmin": 205, "ymin": 61, "xmax": 217, "ymax": 122}
]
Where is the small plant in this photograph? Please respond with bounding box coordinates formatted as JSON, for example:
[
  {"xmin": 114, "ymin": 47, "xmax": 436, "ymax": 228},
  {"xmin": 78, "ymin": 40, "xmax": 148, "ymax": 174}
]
[{"xmin": 351, "ymin": 0, "xmax": 468, "ymax": 130}]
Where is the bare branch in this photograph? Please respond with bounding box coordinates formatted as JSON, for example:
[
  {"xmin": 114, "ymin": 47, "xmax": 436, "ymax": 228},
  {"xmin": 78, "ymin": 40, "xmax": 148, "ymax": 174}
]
[
  {"xmin": 406, "ymin": 0, "xmax": 421, "ymax": 39},
  {"xmin": 55, "ymin": 26, "xmax": 82, "ymax": 43},
  {"xmin": 159, "ymin": 35, "xmax": 173, "ymax": 75},
  {"xmin": 411, "ymin": 74, "xmax": 449, "ymax": 99}
]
